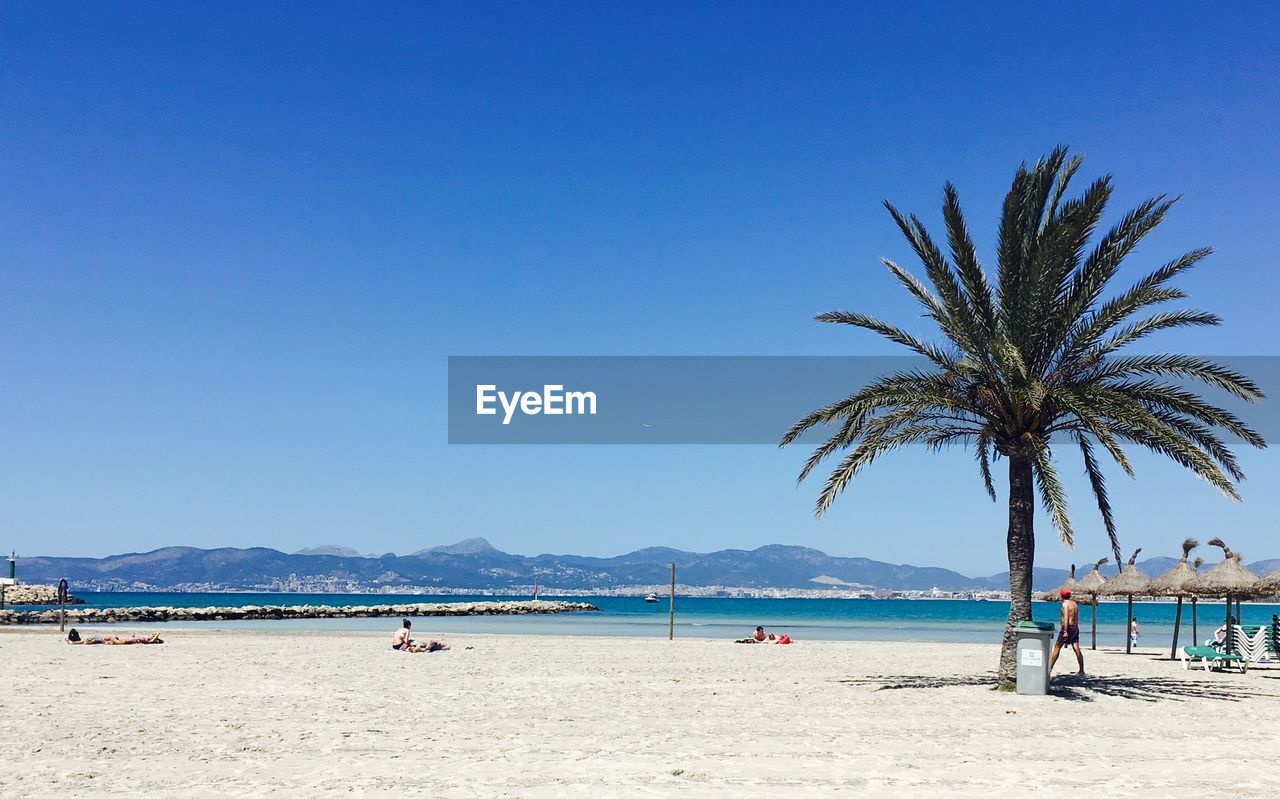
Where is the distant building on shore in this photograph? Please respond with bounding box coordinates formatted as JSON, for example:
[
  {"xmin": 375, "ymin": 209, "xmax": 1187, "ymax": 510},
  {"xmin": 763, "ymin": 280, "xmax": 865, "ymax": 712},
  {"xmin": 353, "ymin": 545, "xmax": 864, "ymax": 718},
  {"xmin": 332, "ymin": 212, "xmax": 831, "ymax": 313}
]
[{"xmin": 3, "ymin": 551, "xmax": 17, "ymax": 586}]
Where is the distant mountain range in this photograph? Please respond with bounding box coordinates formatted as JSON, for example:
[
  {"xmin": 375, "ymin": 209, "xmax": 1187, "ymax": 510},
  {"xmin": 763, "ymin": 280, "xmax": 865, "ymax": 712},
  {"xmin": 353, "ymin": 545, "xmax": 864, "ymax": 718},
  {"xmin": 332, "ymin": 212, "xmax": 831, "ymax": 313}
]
[{"xmin": 15, "ymin": 539, "xmax": 1278, "ymax": 594}]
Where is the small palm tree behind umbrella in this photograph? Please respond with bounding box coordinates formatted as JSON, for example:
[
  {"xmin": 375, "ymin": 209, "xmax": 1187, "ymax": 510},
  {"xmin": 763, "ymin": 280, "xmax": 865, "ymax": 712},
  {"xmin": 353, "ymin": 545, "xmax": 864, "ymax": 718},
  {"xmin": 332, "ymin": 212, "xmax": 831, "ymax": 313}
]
[
  {"xmin": 1189, "ymin": 537, "xmax": 1261, "ymax": 651},
  {"xmin": 1100, "ymin": 549, "xmax": 1151, "ymax": 654},
  {"xmin": 1147, "ymin": 538, "xmax": 1198, "ymax": 659},
  {"xmin": 1073, "ymin": 557, "xmax": 1110, "ymax": 650}
]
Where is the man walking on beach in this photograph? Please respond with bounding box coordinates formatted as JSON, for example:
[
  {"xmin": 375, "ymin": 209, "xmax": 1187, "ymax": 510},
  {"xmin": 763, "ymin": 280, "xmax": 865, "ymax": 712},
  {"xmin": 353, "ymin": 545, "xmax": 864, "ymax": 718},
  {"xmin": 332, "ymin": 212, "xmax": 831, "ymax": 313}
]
[{"xmin": 1049, "ymin": 588, "xmax": 1084, "ymax": 677}]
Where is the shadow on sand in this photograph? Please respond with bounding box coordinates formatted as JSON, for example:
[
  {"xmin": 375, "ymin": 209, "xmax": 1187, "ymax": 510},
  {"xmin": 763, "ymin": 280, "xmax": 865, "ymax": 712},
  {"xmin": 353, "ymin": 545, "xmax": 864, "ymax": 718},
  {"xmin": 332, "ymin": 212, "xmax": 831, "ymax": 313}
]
[{"xmin": 839, "ymin": 672, "xmax": 1276, "ymax": 703}]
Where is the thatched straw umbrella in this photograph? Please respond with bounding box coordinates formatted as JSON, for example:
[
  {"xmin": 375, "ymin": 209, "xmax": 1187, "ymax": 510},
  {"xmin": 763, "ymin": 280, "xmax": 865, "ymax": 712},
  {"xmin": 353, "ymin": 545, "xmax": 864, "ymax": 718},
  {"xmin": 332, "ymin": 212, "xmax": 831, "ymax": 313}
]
[
  {"xmin": 1188, "ymin": 538, "xmax": 1261, "ymax": 650},
  {"xmin": 1038, "ymin": 564, "xmax": 1077, "ymax": 602},
  {"xmin": 1099, "ymin": 549, "xmax": 1151, "ymax": 654},
  {"xmin": 1146, "ymin": 539, "xmax": 1198, "ymax": 659},
  {"xmin": 1256, "ymin": 565, "xmax": 1280, "ymax": 600},
  {"xmin": 1073, "ymin": 557, "xmax": 1110, "ymax": 650}
]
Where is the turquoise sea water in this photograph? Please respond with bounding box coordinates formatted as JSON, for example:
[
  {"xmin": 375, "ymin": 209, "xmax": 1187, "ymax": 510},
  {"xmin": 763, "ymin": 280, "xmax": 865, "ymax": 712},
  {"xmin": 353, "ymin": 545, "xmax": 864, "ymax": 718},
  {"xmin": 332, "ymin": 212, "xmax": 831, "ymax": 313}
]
[{"xmin": 28, "ymin": 592, "xmax": 1280, "ymax": 648}]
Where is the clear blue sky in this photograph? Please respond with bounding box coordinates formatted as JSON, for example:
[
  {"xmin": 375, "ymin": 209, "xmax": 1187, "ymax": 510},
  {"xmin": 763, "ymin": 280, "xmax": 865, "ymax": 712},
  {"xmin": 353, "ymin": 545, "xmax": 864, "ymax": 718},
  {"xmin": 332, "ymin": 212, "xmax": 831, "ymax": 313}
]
[{"xmin": 2, "ymin": 4, "xmax": 1277, "ymax": 574}]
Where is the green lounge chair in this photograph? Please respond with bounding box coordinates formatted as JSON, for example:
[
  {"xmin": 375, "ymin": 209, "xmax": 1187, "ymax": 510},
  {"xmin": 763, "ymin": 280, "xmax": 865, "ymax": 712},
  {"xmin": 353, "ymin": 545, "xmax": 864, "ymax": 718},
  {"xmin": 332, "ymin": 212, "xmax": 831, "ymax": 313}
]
[{"xmin": 1181, "ymin": 645, "xmax": 1246, "ymax": 673}]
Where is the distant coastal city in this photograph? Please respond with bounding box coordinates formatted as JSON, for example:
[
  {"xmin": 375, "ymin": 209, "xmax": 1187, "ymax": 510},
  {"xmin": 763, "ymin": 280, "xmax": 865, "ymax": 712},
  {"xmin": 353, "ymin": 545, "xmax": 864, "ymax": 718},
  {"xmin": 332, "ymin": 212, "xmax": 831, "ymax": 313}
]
[
  {"xmin": 62, "ymin": 573, "xmax": 1020, "ymax": 601},
  {"xmin": 10, "ymin": 540, "xmax": 1276, "ymax": 603}
]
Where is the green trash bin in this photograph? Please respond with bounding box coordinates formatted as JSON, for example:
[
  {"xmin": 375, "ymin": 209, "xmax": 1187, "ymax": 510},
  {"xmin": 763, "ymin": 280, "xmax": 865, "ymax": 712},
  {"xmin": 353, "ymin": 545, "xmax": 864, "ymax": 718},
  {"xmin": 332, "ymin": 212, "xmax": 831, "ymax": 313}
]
[{"xmin": 1014, "ymin": 621, "xmax": 1055, "ymax": 695}]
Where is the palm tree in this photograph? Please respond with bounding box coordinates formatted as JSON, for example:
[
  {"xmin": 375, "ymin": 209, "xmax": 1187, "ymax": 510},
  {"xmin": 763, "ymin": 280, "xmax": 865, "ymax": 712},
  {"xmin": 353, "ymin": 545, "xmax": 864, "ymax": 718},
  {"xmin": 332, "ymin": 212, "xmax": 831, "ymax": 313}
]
[{"xmin": 781, "ymin": 148, "xmax": 1266, "ymax": 685}]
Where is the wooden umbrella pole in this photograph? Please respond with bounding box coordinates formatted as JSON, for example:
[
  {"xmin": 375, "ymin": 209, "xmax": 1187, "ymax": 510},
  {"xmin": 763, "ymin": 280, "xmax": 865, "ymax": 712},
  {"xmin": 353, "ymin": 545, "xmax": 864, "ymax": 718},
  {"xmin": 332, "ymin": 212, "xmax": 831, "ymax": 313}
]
[
  {"xmin": 1225, "ymin": 596, "xmax": 1233, "ymax": 653},
  {"xmin": 1090, "ymin": 599, "xmax": 1097, "ymax": 651},
  {"xmin": 1125, "ymin": 595, "xmax": 1133, "ymax": 654},
  {"xmin": 1192, "ymin": 598, "xmax": 1198, "ymax": 645},
  {"xmin": 1169, "ymin": 596, "xmax": 1183, "ymax": 660}
]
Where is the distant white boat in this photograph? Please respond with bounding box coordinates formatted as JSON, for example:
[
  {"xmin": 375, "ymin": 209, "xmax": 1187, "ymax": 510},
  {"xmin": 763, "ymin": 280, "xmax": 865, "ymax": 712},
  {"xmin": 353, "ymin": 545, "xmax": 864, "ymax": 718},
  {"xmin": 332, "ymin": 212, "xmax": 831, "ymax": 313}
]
[{"xmin": 644, "ymin": 593, "xmax": 659, "ymax": 603}]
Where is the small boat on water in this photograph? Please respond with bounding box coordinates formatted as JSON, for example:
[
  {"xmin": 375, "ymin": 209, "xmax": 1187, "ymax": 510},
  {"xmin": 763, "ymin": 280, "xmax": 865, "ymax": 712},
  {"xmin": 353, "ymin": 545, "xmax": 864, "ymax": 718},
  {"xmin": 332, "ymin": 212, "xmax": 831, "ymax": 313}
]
[{"xmin": 644, "ymin": 593, "xmax": 659, "ymax": 603}]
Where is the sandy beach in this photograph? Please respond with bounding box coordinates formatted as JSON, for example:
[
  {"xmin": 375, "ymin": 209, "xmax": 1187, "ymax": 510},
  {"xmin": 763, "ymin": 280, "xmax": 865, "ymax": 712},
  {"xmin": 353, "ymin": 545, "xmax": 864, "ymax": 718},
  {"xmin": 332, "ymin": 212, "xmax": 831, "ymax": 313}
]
[{"xmin": 3, "ymin": 629, "xmax": 1278, "ymax": 797}]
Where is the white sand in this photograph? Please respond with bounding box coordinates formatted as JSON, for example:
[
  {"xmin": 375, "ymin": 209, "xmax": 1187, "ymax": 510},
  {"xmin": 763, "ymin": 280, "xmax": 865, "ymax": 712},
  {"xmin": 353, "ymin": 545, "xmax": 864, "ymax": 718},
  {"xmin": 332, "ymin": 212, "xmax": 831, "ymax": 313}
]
[{"xmin": 2, "ymin": 628, "xmax": 1278, "ymax": 797}]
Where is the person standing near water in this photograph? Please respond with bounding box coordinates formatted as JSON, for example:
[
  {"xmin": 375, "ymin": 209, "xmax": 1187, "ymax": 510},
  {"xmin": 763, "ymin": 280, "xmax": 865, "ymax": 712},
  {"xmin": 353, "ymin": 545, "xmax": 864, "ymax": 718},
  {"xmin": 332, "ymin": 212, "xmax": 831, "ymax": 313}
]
[
  {"xmin": 1130, "ymin": 618, "xmax": 1140, "ymax": 649},
  {"xmin": 1049, "ymin": 588, "xmax": 1084, "ymax": 677}
]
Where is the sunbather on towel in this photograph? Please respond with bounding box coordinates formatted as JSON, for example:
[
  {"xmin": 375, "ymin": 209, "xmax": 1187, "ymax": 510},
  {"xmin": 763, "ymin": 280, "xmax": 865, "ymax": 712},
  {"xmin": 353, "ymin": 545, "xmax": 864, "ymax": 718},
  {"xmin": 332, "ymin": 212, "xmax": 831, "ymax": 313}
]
[
  {"xmin": 67, "ymin": 629, "xmax": 163, "ymax": 645},
  {"xmin": 67, "ymin": 629, "xmax": 104, "ymax": 645},
  {"xmin": 108, "ymin": 633, "xmax": 163, "ymax": 645},
  {"xmin": 734, "ymin": 627, "xmax": 792, "ymax": 644},
  {"xmin": 391, "ymin": 619, "xmax": 449, "ymax": 653}
]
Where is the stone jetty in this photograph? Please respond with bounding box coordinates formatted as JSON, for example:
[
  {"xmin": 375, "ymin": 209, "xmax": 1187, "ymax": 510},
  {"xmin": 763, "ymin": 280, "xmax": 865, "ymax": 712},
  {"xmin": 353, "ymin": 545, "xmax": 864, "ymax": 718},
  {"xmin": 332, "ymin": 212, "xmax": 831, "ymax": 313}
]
[
  {"xmin": 0, "ymin": 583, "xmax": 84, "ymax": 605},
  {"xmin": 0, "ymin": 599, "xmax": 597, "ymax": 625}
]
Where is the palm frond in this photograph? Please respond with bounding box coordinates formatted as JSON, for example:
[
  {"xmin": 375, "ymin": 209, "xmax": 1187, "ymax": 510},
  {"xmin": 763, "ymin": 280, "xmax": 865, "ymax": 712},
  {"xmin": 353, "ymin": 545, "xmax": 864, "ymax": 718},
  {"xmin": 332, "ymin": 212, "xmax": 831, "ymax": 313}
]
[
  {"xmin": 1105, "ymin": 379, "xmax": 1264, "ymax": 447},
  {"xmin": 814, "ymin": 311, "xmax": 960, "ymax": 369},
  {"xmin": 1076, "ymin": 434, "xmax": 1121, "ymax": 562},
  {"xmin": 1028, "ymin": 436, "xmax": 1073, "ymax": 546},
  {"xmin": 942, "ymin": 182, "xmax": 996, "ymax": 336},
  {"xmin": 1095, "ymin": 355, "xmax": 1263, "ymax": 402},
  {"xmin": 976, "ymin": 432, "xmax": 997, "ymax": 501}
]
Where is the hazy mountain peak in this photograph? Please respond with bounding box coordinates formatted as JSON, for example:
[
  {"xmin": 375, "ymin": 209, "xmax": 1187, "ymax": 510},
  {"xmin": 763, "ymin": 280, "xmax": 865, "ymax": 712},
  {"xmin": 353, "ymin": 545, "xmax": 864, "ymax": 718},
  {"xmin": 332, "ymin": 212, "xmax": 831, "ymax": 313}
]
[
  {"xmin": 294, "ymin": 546, "xmax": 367, "ymax": 558},
  {"xmin": 410, "ymin": 537, "xmax": 496, "ymax": 556}
]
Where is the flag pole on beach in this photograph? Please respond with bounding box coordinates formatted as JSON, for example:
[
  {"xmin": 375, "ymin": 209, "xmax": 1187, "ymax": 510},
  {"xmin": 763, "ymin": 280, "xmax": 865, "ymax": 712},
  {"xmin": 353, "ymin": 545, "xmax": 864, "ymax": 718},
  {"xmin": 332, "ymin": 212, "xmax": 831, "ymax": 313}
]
[{"xmin": 668, "ymin": 562, "xmax": 675, "ymax": 641}]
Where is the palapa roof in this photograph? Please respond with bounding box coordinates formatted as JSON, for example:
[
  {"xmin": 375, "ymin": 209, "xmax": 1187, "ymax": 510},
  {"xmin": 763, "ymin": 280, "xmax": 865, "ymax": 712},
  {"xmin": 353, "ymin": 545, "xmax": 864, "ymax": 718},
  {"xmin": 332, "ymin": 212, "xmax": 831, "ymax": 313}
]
[
  {"xmin": 1038, "ymin": 564, "xmax": 1078, "ymax": 602},
  {"xmin": 1072, "ymin": 557, "xmax": 1111, "ymax": 596},
  {"xmin": 1098, "ymin": 548, "xmax": 1151, "ymax": 597},
  {"xmin": 1146, "ymin": 539, "xmax": 1199, "ymax": 597},
  {"xmin": 1188, "ymin": 538, "xmax": 1260, "ymax": 597},
  {"xmin": 1256, "ymin": 566, "xmax": 1280, "ymax": 599}
]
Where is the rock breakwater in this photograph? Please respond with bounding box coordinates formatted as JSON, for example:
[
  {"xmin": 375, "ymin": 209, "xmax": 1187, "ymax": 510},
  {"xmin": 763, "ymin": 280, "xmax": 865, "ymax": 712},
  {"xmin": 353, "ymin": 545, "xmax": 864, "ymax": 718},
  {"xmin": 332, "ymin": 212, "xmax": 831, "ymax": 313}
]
[
  {"xmin": 0, "ymin": 583, "xmax": 84, "ymax": 605},
  {"xmin": 0, "ymin": 599, "xmax": 597, "ymax": 625}
]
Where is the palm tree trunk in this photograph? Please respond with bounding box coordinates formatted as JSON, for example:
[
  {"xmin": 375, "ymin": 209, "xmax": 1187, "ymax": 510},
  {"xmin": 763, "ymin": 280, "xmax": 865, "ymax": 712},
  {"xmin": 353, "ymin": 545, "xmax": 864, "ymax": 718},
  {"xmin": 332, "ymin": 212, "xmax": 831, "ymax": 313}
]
[
  {"xmin": 998, "ymin": 454, "xmax": 1035, "ymax": 685},
  {"xmin": 1090, "ymin": 601, "xmax": 1096, "ymax": 650}
]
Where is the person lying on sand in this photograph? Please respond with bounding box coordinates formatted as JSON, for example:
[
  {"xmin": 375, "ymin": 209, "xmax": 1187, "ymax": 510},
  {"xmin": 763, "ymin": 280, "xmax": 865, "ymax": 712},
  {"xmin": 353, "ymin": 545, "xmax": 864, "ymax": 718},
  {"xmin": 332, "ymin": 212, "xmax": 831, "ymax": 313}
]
[
  {"xmin": 66, "ymin": 629, "xmax": 163, "ymax": 645},
  {"xmin": 106, "ymin": 633, "xmax": 164, "ymax": 645},
  {"xmin": 391, "ymin": 619, "xmax": 449, "ymax": 653},
  {"xmin": 734, "ymin": 627, "xmax": 791, "ymax": 644}
]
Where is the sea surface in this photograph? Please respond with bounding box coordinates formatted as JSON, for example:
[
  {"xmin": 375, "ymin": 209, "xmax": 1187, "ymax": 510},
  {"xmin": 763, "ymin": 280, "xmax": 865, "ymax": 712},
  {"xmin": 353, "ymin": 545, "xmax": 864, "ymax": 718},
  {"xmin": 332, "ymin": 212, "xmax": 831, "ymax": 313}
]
[{"xmin": 25, "ymin": 592, "xmax": 1280, "ymax": 648}]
